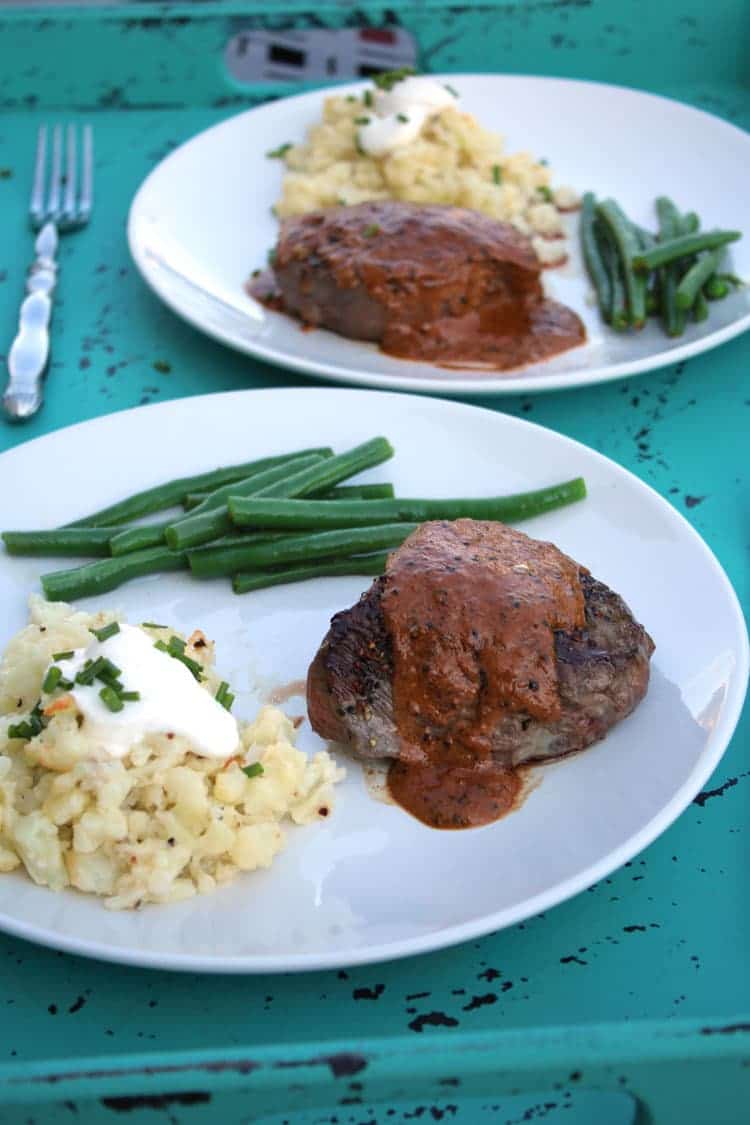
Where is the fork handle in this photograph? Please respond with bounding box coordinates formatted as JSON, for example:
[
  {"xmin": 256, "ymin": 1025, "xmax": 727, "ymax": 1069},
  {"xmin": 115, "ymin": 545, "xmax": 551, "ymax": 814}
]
[{"xmin": 2, "ymin": 222, "xmax": 58, "ymax": 422}]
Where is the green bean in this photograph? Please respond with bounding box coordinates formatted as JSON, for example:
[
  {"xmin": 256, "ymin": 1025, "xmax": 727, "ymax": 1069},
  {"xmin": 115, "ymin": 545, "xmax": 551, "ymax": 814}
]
[
  {"xmin": 228, "ymin": 479, "xmax": 587, "ymax": 532},
  {"xmin": 2, "ymin": 527, "xmax": 118, "ymax": 557},
  {"xmin": 165, "ymin": 453, "xmax": 327, "ymax": 552},
  {"xmin": 656, "ymin": 201, "xmax": 685, "ymax": 338},
  {"xmin": 173, "ymin": 439, "xmax": 393, "ymax": 552},
  {"xmin": 108, "ymin": 521, "xmax": 171, "ymax": 557},
  {"xmin": 717, "ymin": 272, "xmax": 744, "ymax": 287},
  {"xmin": 232, "ymin": 553, "xmax": 390, "ymax": 594},
  {"xmin": 316, "ymin": 483, "xmax": 396, "ymax": 501},
  {"xmin": 41, "ymin": 547, "xmax": 187, "ymax": 602},
  {"xmin": 595, "ymin": 199, "xmax": 645, "ymax": 327},
  {"xmin": 182, "ymin": 481, "xmax": 395, "ymax": 510},
  {"xmin": 580, "ymin": 193, "xmax": 611, "ymax": 321},
  {"xmin": 597, "ymin": 223, "xmax": 628, "ymax": 330},
  {"xmin": 692, "ymin": 291, "xmax": 709, "ymax": 322},
  {"xmin": 189, "ymin": 523, "xmax": 416, "ymax": 580},
  {"xmin": 655, "ymin": 196, "xmax": 681, "ymax": 232},
  {"xmin": 181, "ymin": 453, "xmax": 331, "ymax": 517},
  {"xmin": 254, "ymin": 437, "xmax": 394, "ymax": 500},
  {"xmin": 633, "ymin": 230, "xmax": 740, "ymax": 271},
  {"xmin": 187, "ymin": 531, "xmax": 296, "ymax": 558},
  {"xmin": 704, "ymin": 275, "xmax": 731, "ymax": 300},
  {"xmin": 65, "ymin": 448, "xmax": 332, "ymax": 528},
  {"xmin": 676, "ymin": 249, "xmax": 725, "ymax": 310},
  {"xmin": 631, "ymin": 225, "xmax": 656, "ymax": 326}
]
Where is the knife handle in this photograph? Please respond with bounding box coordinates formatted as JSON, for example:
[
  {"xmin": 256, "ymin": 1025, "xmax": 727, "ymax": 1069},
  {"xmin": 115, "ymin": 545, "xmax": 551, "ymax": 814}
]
[{"xmin": 3, "ymin": 221, "xmax": 58, "ymax": 423}]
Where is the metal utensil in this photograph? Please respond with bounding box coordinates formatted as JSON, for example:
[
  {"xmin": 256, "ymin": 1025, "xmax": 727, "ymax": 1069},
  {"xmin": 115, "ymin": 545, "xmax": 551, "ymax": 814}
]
[{"xmin": 2, "ymin": 123, "xmax": 93, "ymax": 422}]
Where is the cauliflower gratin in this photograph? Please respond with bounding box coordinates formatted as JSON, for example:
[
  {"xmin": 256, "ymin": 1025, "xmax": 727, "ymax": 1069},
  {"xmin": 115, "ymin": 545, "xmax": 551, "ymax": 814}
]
[
  {"xmin": 0, "ymin": 598, "xmax": 343, "ymax": 910},
  {"xmin": 273, "ymin": 73, "xmax": 579, "ymax": 267}
]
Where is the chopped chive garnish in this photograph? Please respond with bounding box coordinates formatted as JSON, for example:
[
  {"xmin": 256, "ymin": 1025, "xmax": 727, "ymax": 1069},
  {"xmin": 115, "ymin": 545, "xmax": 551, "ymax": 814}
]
[
  {"xmin": 539, "ymin": 157, "xmax": 549, "ymax": 166},
  {"xmin": 372, "ymin": 66, "xmax": 415, "ymax": 91},
  {"xmin": 266, "ymin": 142, "xmax": 292, "ymax": 159},
  {"xmin": 242, "ymin": 762, "xmax": 264, "ymax": 779},
  {"xmin": 58, "ymin": 677, "xmax": 74, "ymax": 691},
  {"xmin": 30, "ymin": 703, "xmax": 47, "ymax": 733},
  {"xmin": 396, "ymin": 113, "xmax": 409, "ymax": 123},
  {"xmin": 76, "ymin": 657, "xmax": 106, "ymax": 686},
  {"xmin": 354, "ymin": 116, "xmax": 371, "ymax": 126},
  {"xmin": 154, "ymin": 636, "xmax": 203, "ymax": 681},
  {"xmin": 99, "ymin": 658, "xmax": 121, "ymax": 678},
  {"xmin": 215, "ymin": 682, "xmax": 235, "ymax": 711},
  {"xmin": 8, "ymin": 721, "xmax": 34, "ymax": 740},
  {"xmin": 141, "ymin": 623, "xmax": 166, "ymax": 630},
  {"xmin": 443, "ymin": 83, "xmax": 459, "ymax": 97},
  {"xmin": 178, "ymin": 654, "xmax": 204, "ymax": 681},
  {"xmin": 267, "ymin": 247, "xmax": 276, "ymax": 266},
  {"xmin": 363, "ymin": 90, "xmax": 373, "ymax": 107},
  {"xmin": 10, "ymin": 702, "xmax": 49, "ymax": 739},
  {"xmin": 119, "ymin": 691, "xmax": 141, "ymax": 702},
  {"xmin": 346, "ymin": 95, "xmax": 357, "ymax": 102},
  {"xmin": 99, "ymin": 686, "xmax": 124, "ymax": 712},
  {"xmin": 52, "ymin": 650, "xmax": 74, "ymax": 661},
  {"xmin": 492, "ymin": 164, "xmax": 502, "ymax": 185},
  {"xmin": 91, "ymin": 622, "xmax": 120, "ymax": 643},
  {"xmin": 97, "ymin": 672, "xmax": 123, "ymax": 692},
  {"xmin": 42, "ymin": 666, "xmax": 62, "ymax": 693},
  {"xmin": 363, "ymin": 223, "xmax": 380, "ymax": 238},
  {"xmin": 538, "ymin": 185, "xmax": 553, "ymax": 202}
]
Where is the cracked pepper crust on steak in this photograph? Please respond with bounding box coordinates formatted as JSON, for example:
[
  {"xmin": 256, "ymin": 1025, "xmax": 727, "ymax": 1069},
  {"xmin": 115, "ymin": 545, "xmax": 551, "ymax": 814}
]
[{"xmin": 307, "ymin": 520, "xmax": 654, "ymax": 827}]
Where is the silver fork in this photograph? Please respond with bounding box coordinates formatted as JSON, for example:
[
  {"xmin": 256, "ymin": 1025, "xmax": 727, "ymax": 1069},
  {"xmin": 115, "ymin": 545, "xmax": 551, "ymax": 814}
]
[{"xmin": 2, "ymin": 123, "xmax": 93, "ymax": 421}]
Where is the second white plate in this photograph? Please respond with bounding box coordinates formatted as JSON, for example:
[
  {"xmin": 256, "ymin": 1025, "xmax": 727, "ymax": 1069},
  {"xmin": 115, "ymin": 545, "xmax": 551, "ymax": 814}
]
[{"xmin": 128, "ymin": 75, "xmax": 750, "ymax": 396}]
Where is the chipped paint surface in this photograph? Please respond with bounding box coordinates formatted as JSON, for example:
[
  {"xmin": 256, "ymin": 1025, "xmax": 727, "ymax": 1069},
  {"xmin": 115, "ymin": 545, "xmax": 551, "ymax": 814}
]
[{"xmin": 0, "ymin": 1, "xmax": 748, "ymax": 1122}]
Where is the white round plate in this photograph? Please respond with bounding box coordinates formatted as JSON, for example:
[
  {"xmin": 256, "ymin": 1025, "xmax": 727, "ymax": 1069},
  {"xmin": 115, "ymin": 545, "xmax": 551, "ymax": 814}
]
[
  {"xmin": 0, "ymin": 388, "xmax": 746, "ymax": 971},
  {"xmin": 128, "ymin": 75, "xmax": 750, "ymax": 396}
]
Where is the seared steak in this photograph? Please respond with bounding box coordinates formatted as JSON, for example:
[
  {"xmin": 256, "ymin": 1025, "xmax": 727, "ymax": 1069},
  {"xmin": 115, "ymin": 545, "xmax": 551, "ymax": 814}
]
[
  {"xmin": 307, "ymin": 520, "xmax": 654, "ymax": 770},
  {"xmin": 253, "ymin": 201, "xmax": 585, "ymax": 369}
]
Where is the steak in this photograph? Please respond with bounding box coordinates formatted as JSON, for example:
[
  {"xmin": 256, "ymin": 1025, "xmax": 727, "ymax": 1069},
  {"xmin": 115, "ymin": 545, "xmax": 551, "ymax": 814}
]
[
  {"xmin": 307, "ymin": 520, "xmax": 654, "ymax": 770},
  {"xmin": 254, "ymin": 201, "xmax": 585, "ymax": 369}
]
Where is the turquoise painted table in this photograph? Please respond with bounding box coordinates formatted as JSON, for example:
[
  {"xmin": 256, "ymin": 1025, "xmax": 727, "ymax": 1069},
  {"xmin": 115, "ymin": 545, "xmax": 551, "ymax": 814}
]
[{"xmin": 0, "ymin": 3, "xmax": 748, "ymax": 1122}]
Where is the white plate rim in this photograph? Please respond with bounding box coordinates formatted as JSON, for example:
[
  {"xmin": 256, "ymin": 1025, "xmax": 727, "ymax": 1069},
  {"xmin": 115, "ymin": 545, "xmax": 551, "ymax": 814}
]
[
  {"xmin": 0, "ymin": 387, "xmax": 747, "ymax": 972},
  {"xmin": 127, "ymin": 74, "xmax": 750, "ymax": 397}
]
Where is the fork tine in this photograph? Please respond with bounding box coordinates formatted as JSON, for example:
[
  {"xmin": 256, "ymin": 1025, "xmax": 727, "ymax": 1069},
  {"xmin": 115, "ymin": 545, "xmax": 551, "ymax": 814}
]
[
  {"xmin": 47, "ymin": 124, "xmax": 63, "ymax": 221},
  {"xmin": 29, "ymin": 125, "xmax": 47, "ymax": 228},
  {"xmin": 78, "ymin": 124, "xmax": 93, "ymax": 225},
  {"xmin": 61, "ymin": 124, "xmax": 77, "ymax": 227}
]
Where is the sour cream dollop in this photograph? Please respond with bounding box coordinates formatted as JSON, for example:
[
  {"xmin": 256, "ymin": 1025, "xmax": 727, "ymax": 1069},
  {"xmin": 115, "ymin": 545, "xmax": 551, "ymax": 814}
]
[
  {"xmin": 357, "ymin": 76, "xmax": 458, "ymax": 158},
  {"xmin": 54, "ymin": 624, "xmax": 239, "ymax": 760}
]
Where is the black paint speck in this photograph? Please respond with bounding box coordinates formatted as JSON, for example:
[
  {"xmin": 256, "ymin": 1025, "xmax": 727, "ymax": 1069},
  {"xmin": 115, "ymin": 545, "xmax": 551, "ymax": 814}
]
[
  {"xmin": 353, "ymin": 984, "xmax": 384, "ymax": 1001},
  {"xmin": 408, "ymin": 1011, "xmax": 459, "ymax": 1033},
  {"xmin": 153, "ymin": 359, "xmax": 172, "ymax": 373},
  {"xmin": 693, "ymin": 774, "xmax": 743, "ymax": 806},
  {"xmin": 685, "ymin": 495, "xmax": 706, "ymax": 508},
  {"xmin": 68, "ymin": 995, "xmax": 86, "ymax": 1014},
  {"xmin": 462, "ymin": 993, "xmax": 497, "ymax": 1012},
  {"xmin": 48, "ymin": 1004, "xmax": 58, "ymax": 1015}
]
